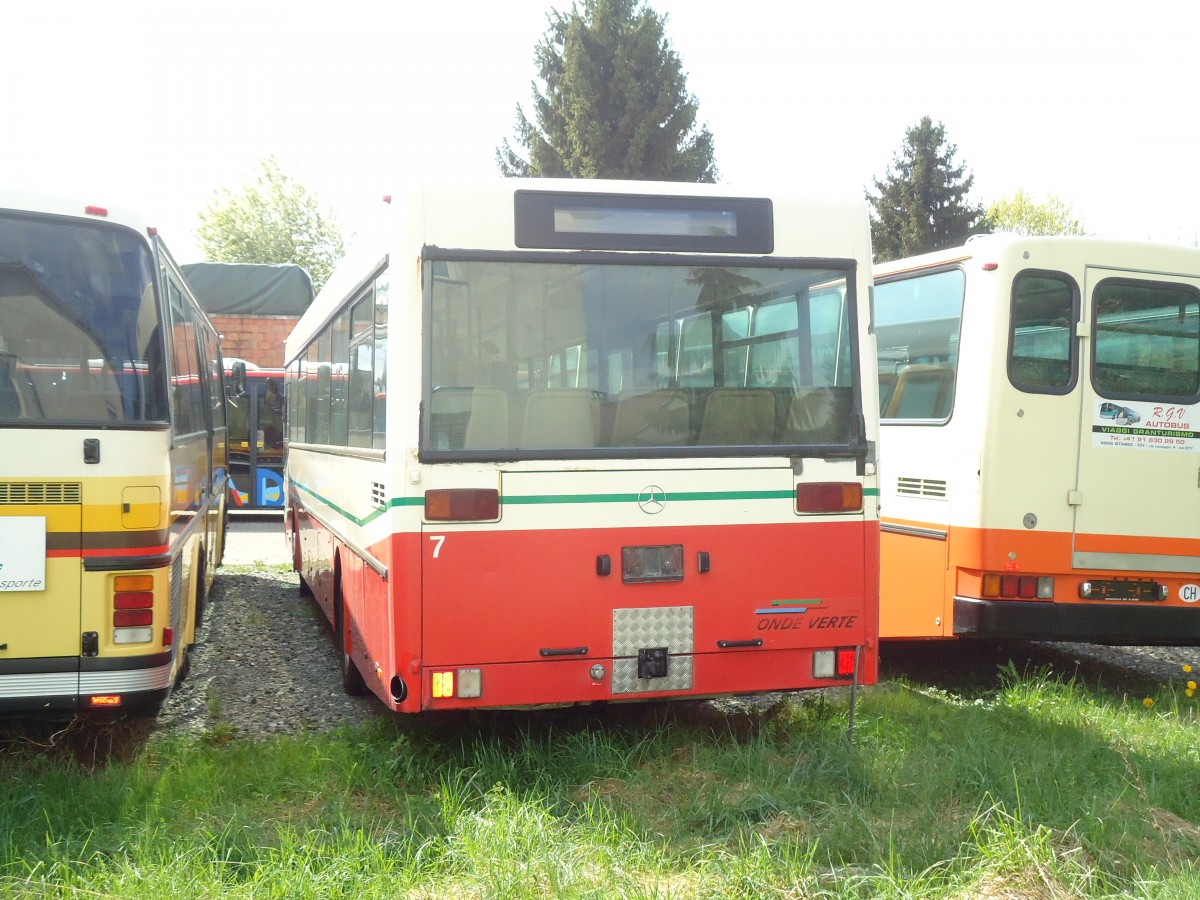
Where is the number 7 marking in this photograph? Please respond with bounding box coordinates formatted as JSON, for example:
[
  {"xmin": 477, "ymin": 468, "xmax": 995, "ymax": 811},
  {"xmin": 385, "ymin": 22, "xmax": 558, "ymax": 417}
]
[{"xmin": 429, "ymin": 535, "xmax": 446, "ymax": 558}]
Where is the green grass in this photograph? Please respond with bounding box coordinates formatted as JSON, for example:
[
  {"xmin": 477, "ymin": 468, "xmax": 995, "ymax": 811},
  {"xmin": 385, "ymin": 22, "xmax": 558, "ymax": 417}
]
[{"xmin": 2, "ymin": 661, "xmax": 1199, "ymax": 897}]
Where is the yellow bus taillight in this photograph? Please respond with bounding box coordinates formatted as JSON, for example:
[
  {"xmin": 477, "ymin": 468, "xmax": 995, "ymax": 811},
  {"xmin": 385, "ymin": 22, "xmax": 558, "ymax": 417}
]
[
  {"xmin": 113, "ymin": 574, "xmax": 154, "ymax": 644},
  {"xmin": 114, "ymin": 574, "xmax": 154, "ymax": 594}
]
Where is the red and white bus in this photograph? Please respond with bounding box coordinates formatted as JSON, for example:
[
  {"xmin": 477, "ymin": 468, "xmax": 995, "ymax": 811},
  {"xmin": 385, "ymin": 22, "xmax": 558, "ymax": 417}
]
[{"xmin": 284, "ymin": 180, "xmax": 879, "ymax": 712}]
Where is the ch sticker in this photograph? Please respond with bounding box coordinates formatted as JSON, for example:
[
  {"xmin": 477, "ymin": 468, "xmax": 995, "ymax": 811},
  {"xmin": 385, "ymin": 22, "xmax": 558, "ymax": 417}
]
[{"xmin": 1181, "ymin": 584, "xmax": 1199, "ymax": 604}]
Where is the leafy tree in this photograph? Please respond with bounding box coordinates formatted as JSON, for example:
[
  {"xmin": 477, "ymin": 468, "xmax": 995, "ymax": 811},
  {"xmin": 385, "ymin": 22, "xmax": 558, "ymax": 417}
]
[
  {"xmin": 196, "ymin": 157, "xmax": 345, "ymax": 291},
  {"xmin": 867, "ymin": 117, "xmax": 986, "ymax": 262},
  {"xmin": 497, "ymin": 0, "xmax": 717, "ymax": 182},
  {"xmin": 986, "ymin": 189, "xmax": 1086, "ymax": 236}
]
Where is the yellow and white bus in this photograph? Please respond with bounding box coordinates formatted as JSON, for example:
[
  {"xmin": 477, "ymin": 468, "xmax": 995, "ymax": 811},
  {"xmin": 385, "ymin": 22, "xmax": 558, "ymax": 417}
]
[
  {"xmin": 0, "ymin": 191, "xmax": 227, "ymax": 713},
  {"xmin": 285, "ymin": 179, "xmax": 880, "ymax": 713},
  {"xmin": 875, "ymin": 234, "xmax": 1200, "ymax": 643}
]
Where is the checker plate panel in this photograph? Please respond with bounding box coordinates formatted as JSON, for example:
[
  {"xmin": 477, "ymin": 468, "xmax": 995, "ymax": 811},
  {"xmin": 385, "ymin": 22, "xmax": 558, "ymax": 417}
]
[{"xmin": 611, "ymin": 606, "xmax": 694, "ymax": 694}]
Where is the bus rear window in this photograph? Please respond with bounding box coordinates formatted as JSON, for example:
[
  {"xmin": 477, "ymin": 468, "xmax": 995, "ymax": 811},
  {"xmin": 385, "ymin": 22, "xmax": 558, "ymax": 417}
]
[
  {"xmin": 1092, "ymin": 278, "xmax": 1200, "ymax": 401},
  {"xmin": 0, "ymin": 212, "xmax": 166, "ymax": 424},
  {"xmin": 424, "ymin": 258, "xmax": 859, "ymax": 456},
  {"xmin": 1008, "ymin": 271, "xmax": 1077, "ymax": 394}
]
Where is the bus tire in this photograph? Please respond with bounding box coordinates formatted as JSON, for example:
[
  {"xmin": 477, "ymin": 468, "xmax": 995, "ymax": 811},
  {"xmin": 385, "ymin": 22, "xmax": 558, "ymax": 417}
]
[
  {"xmin": 334, "ymin": 575, "xmax": 368, "ymax": 696},
  {"xmin": 173, "ymin": 644, "xmax": 192, "ymax": 688}
]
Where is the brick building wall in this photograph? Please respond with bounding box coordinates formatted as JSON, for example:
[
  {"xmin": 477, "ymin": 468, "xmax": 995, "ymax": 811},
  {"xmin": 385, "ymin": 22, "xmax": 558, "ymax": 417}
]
[{"xmin": 211, "ymin": 314, "xmax": 299, "ymax": 369}]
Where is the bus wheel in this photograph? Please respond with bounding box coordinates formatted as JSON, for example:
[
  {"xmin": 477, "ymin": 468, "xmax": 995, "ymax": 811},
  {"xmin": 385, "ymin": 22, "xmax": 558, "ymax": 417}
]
[
  {"xmin": 334, "ymin": 579, "xmax": 368, "ymax": 696},
  {"xmin": 173, "ymin": 644, "xmax": 192, "ymax": 688}
]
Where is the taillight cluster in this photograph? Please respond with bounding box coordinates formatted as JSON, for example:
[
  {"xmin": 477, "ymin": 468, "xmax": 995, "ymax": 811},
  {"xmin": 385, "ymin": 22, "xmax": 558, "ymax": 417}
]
[
  {"xmin": 431, "ymin": 668, "xmax": 483, "ymax": 699},
  {"xmin": 425, "ymin": 488, "xmax": 499, "ymax": 521},
  {"xmin": 112, "ymin": 574, "xmax": 156, "ymax": 644},
  {"xmin": 813, "ymin": 647, "xmax": 858, "ymax": 679},
  {"xmin": 796, "ymin": 483, "xmax": 863, "ymax": 514},
  {"xmin": 982, "ymin": 574, "xmax": 1054, "ymax": 600}
]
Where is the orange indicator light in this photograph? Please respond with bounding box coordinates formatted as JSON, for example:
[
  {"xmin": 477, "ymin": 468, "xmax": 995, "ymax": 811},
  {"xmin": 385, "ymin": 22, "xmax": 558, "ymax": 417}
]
[{"xmin": 432, "ymin": 671, "xmax": 455, "ymax": 699}]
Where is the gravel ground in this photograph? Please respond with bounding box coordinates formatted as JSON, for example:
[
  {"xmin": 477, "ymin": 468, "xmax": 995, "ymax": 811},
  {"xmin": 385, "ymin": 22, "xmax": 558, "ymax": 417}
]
[{"xmin": 154, "ymin": 540, "xmax": 382, "ymax": 740}]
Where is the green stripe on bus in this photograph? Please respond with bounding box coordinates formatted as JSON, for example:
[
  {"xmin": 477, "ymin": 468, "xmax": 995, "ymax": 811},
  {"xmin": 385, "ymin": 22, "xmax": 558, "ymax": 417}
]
[
  {"xmin": 503, "ymin": 489, "xmax": 795, "ymax": 505},
  {"xmin": 291, "ymin": 481, "xmax": 879, "ymax": 524},
  {"xmin": 291, "ymin": 480, "xmax": 420, "ymax": 528}
]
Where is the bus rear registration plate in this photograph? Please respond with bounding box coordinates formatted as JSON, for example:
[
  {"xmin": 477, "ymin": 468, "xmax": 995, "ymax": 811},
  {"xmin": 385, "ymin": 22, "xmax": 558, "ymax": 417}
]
[{"xmin": 1079, "ymin": 579, "xmax": 1164, "ymax": 602}]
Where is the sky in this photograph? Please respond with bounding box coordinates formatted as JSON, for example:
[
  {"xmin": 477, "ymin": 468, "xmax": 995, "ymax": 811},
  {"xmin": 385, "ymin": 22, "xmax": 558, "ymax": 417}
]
[{"xmin": 6, "ymin": 0, "xmax": 1199, "ymax": 262}]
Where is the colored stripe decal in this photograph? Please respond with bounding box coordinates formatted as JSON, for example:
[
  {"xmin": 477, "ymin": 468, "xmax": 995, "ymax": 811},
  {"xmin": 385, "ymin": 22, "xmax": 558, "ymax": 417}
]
[
  {"xmin": 756, "ymin": 599, "xmax": 824, "ymax": 615},
  {"xmin": 504, "ymin": 490, "xmax": 795, "ymax": 505},
  {"xmin": 292, "ymin": 480, "xmax": 879, "ymax": 526},
  {"xmin": 291, "ymin": 480, "xmax": 398, "ymax": 529}
]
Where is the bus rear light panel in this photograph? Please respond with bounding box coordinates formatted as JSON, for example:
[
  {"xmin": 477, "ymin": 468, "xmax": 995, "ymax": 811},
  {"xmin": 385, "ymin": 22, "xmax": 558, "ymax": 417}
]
[
  {"xmin": 796, "ymin": 483, "xmax": 863, "ymax": 514},
  {"xmin": 424, "ymin": 488, "xmax": 500, "ymax": 522},
  {"xmin": 813, "ymin": 647, "xmax": 858, "ymax": 679},
  {"xmin": 982, "ymin": 574, "xmax": 1054, "ymax": 600},
  {"xmin": 432, "ymin": 668, "xmax": 482, "ymax": 699},
  {"xmin": 112, "ymin": 573, "xmax": 154, "ymax": 644}
]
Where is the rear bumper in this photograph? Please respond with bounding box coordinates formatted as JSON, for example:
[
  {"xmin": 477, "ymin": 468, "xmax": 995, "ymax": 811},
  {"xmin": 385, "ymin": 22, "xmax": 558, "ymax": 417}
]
[
  {"xmin": 405, "ymin": 644, "xmax": 873, "ymax": 712},
  {"xmin": 954, "ymin": 596, "xmax": 1200, "ymax": 645},
  {"xmin": 0, "ymin": 652, "xmax": 173, "ymax": 714}
]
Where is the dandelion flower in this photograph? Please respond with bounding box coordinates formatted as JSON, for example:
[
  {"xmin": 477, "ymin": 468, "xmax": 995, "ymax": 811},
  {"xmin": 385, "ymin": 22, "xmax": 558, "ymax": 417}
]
[
  {"xmin": 1188, "ymin": 688, "xmax": 1196, "ymax": 698},
  {"xmin": 1143, "ymin": 697, "xmax": 1155, "ymax": 708},
  {"xmin": 1189, "ymin": 681, "xmax": 1197, "ymax": 691},
  {"xmin": 1184, "ymin": 665, "xmax": 1193, "ymax": 673}
]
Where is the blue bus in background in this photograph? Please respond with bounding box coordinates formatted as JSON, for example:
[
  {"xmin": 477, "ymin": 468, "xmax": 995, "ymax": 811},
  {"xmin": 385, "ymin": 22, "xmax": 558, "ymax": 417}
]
[
  {"xmin": 182, "ymin": 261, "xmax": 314, "ymax": 512},
  {"xmin": 225, "ymin": 362, "xmax": 286, "ymax": 509}
]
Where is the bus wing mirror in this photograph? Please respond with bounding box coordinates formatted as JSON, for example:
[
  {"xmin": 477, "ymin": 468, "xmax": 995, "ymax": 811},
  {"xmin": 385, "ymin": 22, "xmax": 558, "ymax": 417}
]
[{"xmin": 232, "ymin": 361, "xmax": 247, "ymax": 396}]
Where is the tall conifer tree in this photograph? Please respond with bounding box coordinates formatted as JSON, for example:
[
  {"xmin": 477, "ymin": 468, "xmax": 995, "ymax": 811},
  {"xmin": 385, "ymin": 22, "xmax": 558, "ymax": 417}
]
[
  {"xmin": 867, "ymin": 118, "xmax": 985, "ymax": 261},
  {"xmin": 497, "ymin": 0, "xmax": 717, "ymax": 182}
]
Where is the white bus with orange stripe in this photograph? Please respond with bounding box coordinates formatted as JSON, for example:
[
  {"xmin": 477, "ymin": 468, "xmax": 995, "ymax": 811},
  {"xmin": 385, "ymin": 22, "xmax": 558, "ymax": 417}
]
[
  {"xmin": 284, "ymin": 180, "xmax": 879, "ymax": 712},
  {"xmin": 875, "ymin": 234, "xmax": 1200, "ymax": 643},
  {"xmin": 0, "ymin": 191, "xmax": 227, "ymax": 713}
]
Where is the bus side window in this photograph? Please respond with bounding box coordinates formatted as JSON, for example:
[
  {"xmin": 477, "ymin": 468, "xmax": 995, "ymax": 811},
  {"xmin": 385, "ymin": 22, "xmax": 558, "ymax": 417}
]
[
  {"xmin": 1092, "ymin": 278, "xmax": 1200, "ymax": 400},
  {"xmin": 1009, "ymin": 271, "xmax": 1077, "ymax": 394}
]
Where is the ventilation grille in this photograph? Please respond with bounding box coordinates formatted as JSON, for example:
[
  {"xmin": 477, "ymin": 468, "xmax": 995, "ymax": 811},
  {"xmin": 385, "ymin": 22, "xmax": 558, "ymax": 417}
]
[
  {"xmin": 0, "ymin": 482, "xmax": 83, "ymax": 505},
  {"xmin": 895, "ymin": 477, "xmax": 947, "ymax": 499},
  {"xmin": 371, "ymin": 482, "xmax": 387, "ymax": 510}
]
